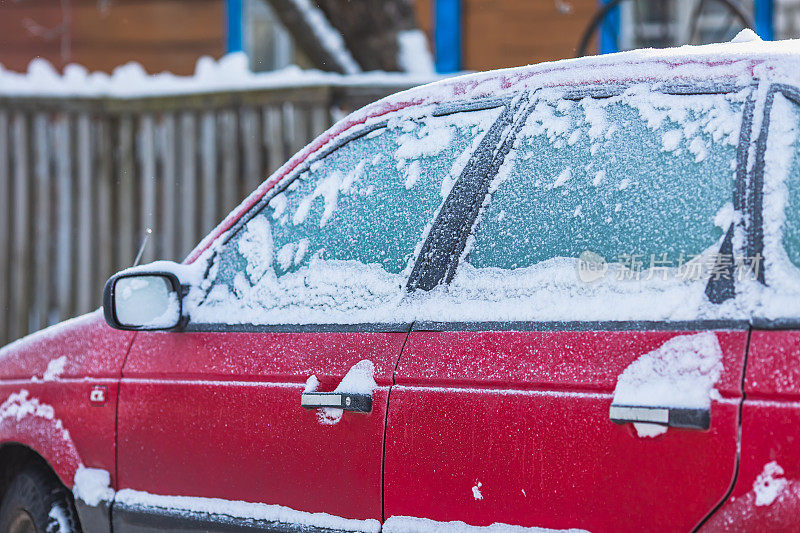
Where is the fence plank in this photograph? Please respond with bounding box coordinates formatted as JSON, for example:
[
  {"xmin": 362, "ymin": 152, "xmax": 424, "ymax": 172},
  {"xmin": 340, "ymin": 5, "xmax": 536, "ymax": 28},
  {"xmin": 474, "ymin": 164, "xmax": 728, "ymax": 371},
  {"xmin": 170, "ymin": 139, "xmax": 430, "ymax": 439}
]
[
  {"xmin": 10, "ymin": 112, "xmax": 31, "ymax": 339},
  {"xmin": 200, "ymin": 111, "xmax": 217, "ymax": 236},
  {"xmin": 240, "ymin": 107, "xmax": 263, "ymax": 197},
  {"xmin": 54, "ymin": 115, "xmax": 73, "ymax": 322},
  {"xmin": 0, "ymin": 111, "xmax": 8, "ymax": 344},
  {"xmin": 96, "ymin": 118, "xmax": 114, "ymax": 296},
  {"xmin": 179, "ymin": 112, "xmax": 197, "ymax": 258},
  {"xmin": 138, "ymin": 114, "xmax": 157, "ymax": 264},
  {"xmin": 264, "ymin": 105, "xmax": 284, "ymax": 176},
  {"xmin": 158, "ymin": 114, "xmax": 178, "ymax": 261},
  {"xmin": 117, "ymin": 115, "xmax": 136, "ymax": 269},
  {"xmin": 76, "ymin": 113, "xmax": 94, "ymax": 313},
  {"xmin": 32, "ymin": 113, "xmax": 51, "ymax": 331},
  {"xmin": 219, "ymin": 110, "xmax": 239, "ymax": 223}
]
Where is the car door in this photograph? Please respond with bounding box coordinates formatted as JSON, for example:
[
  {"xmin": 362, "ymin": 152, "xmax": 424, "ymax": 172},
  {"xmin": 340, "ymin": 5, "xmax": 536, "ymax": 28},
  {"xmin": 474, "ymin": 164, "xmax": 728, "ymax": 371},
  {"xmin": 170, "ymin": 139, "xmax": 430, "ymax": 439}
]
[
  {"xmin": 704, "ymin": 83, "xmax": 800, "ymax": 530},
  {"xmin": 385, "ymin": 83, "xmax": 753, "ymax": 532},
  {"xmin": 114, "ymin": 102, "xmax": 506, "ymax": 531}
]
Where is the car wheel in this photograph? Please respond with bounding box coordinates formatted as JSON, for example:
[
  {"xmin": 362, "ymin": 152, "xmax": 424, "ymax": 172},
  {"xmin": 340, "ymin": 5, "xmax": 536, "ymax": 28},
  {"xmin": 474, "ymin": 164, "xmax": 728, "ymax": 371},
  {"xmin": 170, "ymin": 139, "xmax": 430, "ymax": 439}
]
[{"xmin": 0, "ymin": 466, "xmax": 80, "ymax": 533}]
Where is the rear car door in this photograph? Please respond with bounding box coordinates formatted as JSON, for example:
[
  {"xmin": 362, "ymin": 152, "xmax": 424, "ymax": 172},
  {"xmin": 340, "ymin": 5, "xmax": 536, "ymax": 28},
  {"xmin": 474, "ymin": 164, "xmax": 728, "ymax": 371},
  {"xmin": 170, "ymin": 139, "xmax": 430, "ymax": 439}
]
[
  {"xmin": 114, "ymin": 103, "xmax": 504, "ymax": 531},
  {"xmin": 705, "ymin": 84, "xmax": 800, "ymax": 529},
  {"xmin": 385, "ymin": 84, "xmax": 753, "ymax": 532}
]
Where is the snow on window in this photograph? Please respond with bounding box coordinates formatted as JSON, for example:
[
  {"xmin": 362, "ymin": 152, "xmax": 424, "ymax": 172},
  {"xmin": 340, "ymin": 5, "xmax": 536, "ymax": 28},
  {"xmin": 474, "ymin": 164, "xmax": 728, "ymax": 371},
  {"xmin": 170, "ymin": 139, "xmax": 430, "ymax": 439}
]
[
  {"xmin": 189, "ymin": 107, "xmax": 502, "ymax": 325},
  {"xmin": 758, "ymin": 92, "xmax": 800, "ymax": 320},
  {"xmin": 453, "ymin": 87, "xmax": 748, "ymax": 322}
]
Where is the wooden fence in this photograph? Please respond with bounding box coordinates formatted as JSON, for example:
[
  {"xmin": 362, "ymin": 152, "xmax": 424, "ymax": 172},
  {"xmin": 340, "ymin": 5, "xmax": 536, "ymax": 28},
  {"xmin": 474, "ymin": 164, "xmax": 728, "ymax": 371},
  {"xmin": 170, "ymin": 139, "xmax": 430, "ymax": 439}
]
[{"xmin": 0, "ymin": 82, "xmax": 419, "ymax": 346}]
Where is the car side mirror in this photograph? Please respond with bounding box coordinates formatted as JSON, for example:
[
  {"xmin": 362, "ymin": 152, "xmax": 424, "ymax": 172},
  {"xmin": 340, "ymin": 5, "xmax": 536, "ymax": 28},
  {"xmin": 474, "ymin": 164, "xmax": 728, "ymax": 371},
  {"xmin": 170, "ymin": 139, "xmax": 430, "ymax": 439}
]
[{"xmin": 103, "ymin": 272, "xmax": 182, "ymax": 331}]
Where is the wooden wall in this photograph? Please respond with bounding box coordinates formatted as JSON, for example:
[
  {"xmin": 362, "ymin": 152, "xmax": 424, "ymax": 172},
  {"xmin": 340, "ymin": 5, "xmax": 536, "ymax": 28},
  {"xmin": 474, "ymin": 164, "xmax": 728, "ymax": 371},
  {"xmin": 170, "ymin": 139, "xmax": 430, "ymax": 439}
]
[
  {"xmin": 0, "ymin": 0, "xmax": 224, "ymax": 75},
  {"xmin": 1, "ymin": 0, "xmax": 595, "ymax": 75},
  {"xmin": 414, "ymin": 0, "xmax": 598, "ymax": 71}
]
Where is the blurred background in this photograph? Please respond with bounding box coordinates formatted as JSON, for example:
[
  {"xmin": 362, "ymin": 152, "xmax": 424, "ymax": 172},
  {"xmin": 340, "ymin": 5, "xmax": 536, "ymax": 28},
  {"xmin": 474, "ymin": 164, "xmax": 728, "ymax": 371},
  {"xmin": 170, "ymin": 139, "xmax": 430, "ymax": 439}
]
[{"xmin": 0, "ymin": 0, "xmax": 798, "ymax": 345}]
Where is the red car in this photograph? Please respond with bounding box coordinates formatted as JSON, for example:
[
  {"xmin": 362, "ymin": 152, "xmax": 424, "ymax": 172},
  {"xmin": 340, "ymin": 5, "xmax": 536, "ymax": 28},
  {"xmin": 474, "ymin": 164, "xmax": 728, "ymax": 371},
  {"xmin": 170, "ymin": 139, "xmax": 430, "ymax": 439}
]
[{"xmin": 2, "ymin": 35, "xmax": 800, "ymax": 533}]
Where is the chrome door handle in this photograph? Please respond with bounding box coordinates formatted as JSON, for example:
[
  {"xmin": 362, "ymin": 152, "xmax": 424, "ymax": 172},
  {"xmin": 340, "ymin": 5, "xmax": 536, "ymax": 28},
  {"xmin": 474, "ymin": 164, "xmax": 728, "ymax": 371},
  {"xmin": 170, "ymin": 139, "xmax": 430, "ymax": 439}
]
[
  {"xmin": 301, "ymin": 392, "xmax": 372, "ymax": 413},
  {"xmin": 609, "ymin": 404, "xmax": 710, "ymax": 430}
]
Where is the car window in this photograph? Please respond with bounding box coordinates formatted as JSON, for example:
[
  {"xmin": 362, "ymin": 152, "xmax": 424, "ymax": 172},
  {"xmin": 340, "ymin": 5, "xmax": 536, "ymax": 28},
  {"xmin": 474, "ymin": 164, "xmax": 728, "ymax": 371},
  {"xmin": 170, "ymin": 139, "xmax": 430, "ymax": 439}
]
[
  {"xmin": 189, "ymin": 106, "xmax": 504, "ymax": 325},
  {"xmin": 444, "ymin": 86, "xmax": 748, "ymax": 321},
  {"xmin": 758, "ymin": 90, "xmax": 800, "ymax": 319}
]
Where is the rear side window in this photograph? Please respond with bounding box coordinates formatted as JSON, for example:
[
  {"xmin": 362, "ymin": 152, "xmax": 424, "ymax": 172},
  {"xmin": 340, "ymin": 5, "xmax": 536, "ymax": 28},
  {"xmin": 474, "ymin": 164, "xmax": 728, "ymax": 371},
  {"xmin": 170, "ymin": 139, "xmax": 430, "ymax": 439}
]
[
  {"xmin": 448, "ymin": 87, "xmax": 747, "ymax": 321},
  {"xmin": 759, "ymin": 90, "xmax": 800, "ymax": 319},
  {"xmin": 189, "ymin": 106, "xmax": 503, "ymax": 325}
]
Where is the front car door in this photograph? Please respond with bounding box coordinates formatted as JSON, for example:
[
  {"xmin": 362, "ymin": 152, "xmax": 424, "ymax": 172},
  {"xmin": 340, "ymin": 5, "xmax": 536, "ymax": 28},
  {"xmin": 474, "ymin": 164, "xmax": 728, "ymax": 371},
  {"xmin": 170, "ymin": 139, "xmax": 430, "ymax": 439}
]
[
  {"xmin": 385, "ymin": 82, "xmax": 754, "ymax": 531},
  {"xmin": 114, "ymin": 101, "xmax": 506, "ymax": 531}
]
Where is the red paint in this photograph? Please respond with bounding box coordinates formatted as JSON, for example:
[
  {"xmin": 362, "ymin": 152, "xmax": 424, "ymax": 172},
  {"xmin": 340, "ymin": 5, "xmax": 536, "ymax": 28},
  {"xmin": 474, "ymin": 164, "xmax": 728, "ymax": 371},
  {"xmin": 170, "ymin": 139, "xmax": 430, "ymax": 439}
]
[
  {"xmin": 701, "ymin": 330, "xmax": 800, "ymax": 531},
  {"xmin": 385, "ymin": 329, "xmax": 748, "ymax": 532},
  {"xmin": 116, "ymin": 330, "xmax": 406, "ymax": 521},
  {"xmin": 0, "ymin": 311, "xmax": 133, "ymax": 488}
]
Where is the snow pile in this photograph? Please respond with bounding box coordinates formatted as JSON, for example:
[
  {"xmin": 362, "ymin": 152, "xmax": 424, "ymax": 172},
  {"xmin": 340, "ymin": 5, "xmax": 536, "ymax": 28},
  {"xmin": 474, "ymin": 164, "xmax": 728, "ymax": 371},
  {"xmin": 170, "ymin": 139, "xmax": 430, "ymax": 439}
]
[
  {"xmin": 383, "ymin": 516, "xmax": 588, "ymax": 533},
  {"xmin": 613, "ymin": 332, "xmax": 723, "ymax": 409},
  {"xmin": 115, "ymin": 489, "xmax": 381, "ymax": 533},
  {"xmin": 398, "ymin": 30, "xmax": 436, "ymax": 74},
  {"xmin": 73, "ymin": 467, "xmax": 115, "ymax": 507},
  {"xmin": 754, "ymin": 461, "xmax": 788, "ymax": 506},
  {"xmin": 0, "ymin": 52, "xmax": 440, "ymax": 99}
]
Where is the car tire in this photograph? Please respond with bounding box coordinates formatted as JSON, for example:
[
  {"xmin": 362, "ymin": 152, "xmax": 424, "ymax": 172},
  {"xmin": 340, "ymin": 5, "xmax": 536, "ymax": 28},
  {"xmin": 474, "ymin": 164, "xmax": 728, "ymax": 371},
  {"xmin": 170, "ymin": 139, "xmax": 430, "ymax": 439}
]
[{"xmin": 0, "ymin": 465, "xmax": 80, "ymax": 533}]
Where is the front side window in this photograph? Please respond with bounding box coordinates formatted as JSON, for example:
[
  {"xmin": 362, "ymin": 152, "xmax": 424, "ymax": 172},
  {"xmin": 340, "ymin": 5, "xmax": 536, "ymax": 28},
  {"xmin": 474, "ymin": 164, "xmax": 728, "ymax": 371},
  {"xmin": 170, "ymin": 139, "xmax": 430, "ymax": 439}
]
[
  {"xmin": 188, "ymin": 106, "xmax": 503, "ymax": 324},
  {"xmin": 444, "ymin": 86, "xmax": 748, "ymax": 321}
]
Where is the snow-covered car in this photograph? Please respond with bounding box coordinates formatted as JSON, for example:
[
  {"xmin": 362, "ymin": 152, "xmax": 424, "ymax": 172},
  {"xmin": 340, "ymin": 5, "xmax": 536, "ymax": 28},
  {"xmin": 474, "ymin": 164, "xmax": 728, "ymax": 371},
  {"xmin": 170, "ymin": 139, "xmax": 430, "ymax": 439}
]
[{"xmin": 3, "ymin": 32, "xmax": 800, "ymax": 533}]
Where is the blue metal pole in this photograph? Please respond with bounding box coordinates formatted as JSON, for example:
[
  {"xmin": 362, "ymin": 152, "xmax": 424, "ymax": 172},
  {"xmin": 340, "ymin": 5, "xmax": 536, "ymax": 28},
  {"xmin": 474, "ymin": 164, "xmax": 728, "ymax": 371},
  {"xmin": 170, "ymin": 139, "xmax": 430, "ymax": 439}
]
[
  {"xmin": 599, "ymin": 0, "xmax": 620, "ymax": 54},
  {"xmin": 754, "ymin": 0, "xmax": 775, "ymax": 41},
  {"xmin": 226, "ymin": 0, "xmax": 244, "ymax": 53},
  {"xmin": 434, "ymin": 0, "xmax": 461, "ymax": 73}
]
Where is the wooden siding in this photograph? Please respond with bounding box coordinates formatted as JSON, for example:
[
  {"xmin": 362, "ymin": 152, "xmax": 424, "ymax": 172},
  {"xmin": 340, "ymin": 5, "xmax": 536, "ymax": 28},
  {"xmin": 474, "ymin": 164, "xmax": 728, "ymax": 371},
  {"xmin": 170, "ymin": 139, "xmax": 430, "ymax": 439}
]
[{"xmin": 0, "ymin": 0, "xmax": 224, "ymax": 75}]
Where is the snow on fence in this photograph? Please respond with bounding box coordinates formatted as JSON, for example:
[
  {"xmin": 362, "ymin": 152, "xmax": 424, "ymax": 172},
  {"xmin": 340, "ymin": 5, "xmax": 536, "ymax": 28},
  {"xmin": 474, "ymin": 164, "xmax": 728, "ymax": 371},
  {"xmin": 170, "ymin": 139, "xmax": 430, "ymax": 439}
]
[{"xmin": 0, "ymin": 80, "xmax": 424, "ymax": 346}]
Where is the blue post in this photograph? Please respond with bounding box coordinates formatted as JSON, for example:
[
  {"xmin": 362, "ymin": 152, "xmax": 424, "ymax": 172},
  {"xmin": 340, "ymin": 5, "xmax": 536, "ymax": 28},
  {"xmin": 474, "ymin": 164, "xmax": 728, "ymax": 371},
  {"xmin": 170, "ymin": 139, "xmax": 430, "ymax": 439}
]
[
  {"xmin": 226, "ymin": 0, "xmax": 244, "ymax": 53},
  {"xmin": 754, "ymin": 0, "xmax": 775, "ymax": 41},
  {"xmin": 599, "ymin": 0, "xmax": 620, "ymax": 54},
  {"xmin": 434, "ymin": 0, "xmax": 461, "ymax": 73}
]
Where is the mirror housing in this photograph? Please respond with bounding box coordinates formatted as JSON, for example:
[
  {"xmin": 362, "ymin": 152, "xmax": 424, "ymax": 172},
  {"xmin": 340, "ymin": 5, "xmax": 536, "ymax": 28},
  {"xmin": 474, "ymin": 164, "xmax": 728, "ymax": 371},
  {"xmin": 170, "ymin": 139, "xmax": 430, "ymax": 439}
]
[{"xmin": 103, "ymin": 271, "xmax": 183, "ymax": 331}]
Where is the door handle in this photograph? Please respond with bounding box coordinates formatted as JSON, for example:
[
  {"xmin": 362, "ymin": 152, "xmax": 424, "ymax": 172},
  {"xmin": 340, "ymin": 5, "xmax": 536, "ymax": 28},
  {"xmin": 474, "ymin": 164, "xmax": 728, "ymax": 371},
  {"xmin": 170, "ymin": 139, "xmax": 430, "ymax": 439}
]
[
  {"xmin": 609, "ymin": 404, "xmax": 710, "ymax": 430},
  {"xmin": 301, "ymin": 392, "xmax": 372, "ymax": 413}
]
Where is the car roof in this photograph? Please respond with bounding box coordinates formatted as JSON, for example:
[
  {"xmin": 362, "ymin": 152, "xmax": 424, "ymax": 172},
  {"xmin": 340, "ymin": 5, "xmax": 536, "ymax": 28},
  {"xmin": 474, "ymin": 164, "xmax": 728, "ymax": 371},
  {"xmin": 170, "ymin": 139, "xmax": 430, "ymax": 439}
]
[{"xmin": 186, "ymin": 34, "xmax": 800, "ymax": 264}]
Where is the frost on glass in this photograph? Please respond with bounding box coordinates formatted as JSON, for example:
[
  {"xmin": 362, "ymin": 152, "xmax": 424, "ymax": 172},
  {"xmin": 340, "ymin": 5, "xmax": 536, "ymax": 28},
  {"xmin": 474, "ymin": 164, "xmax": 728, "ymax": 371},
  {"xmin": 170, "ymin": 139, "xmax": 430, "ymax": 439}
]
[
  {"xmin": 757, "ymin": 93, "xmax": 800, "ymax": 319},
  {"xmin": 452, "ymin": 87, "xmax": 747, "ymax": 321},
  {"xmin": 190, "ymin": 107, "xmax": 502, "ymax": 324}
]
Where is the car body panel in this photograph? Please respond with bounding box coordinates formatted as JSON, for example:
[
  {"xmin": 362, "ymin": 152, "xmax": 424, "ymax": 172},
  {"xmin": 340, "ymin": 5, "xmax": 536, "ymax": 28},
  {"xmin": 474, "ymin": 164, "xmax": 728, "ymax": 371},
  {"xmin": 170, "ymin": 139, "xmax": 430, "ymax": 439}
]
[
  {"xmin": 701, "ymin": 329, "xmax": 800, "ymax": 531},
  {"xmin": 385, "ymin": 327, "xmax": 748, "ymax": 532},
  {"xmin": 116, "ymin": 329, "xmax": 408, "ymax": 523},
  {"xmin": 0, "ymin": 311, "xmax": 132, "ymax": 489}
]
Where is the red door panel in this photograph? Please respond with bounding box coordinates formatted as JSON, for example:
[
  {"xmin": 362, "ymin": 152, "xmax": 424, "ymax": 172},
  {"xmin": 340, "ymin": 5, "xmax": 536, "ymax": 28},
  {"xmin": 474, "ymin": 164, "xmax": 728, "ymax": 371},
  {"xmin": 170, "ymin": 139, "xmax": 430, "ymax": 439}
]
[
  {"xmin": 702, "ymin": 330, "xmax": 800, "ymax": 531},
  {"xmin": 118, "ymin": 329, "xmax": 407, "ymax": 522},
  {"xmin": 385, "ymin": 327, "xmax": 748, "ymax": 532}
]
